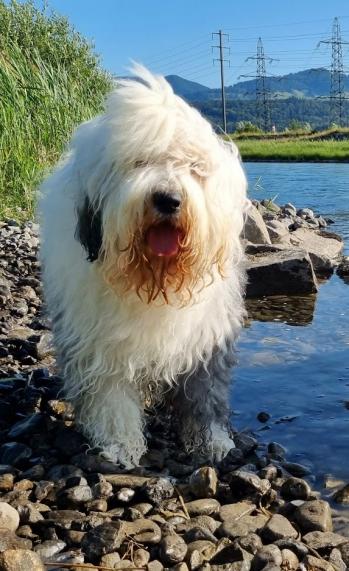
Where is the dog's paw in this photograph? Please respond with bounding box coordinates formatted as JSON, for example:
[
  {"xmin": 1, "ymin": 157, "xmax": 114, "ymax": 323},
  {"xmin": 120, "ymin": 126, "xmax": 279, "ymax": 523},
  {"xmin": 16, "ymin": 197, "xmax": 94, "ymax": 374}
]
[
  {"xmin": 209, "ymin": 424, "xmax": 235, "ymax": 463},
  {"xmin": 100, "ymin": 441, "xmax": 146, "ymax": 469}
]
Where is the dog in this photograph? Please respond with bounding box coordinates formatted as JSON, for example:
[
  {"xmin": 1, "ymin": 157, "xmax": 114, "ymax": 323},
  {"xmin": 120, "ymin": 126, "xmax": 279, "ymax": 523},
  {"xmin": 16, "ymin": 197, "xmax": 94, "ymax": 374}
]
[{"xmin": 39, "ymin": 65, "xmax": 248, "ymax": 468}]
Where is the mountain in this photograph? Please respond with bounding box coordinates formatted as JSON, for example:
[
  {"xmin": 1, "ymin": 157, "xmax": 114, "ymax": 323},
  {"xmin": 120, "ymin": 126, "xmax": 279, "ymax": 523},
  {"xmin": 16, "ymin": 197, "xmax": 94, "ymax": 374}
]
[
  {"xmin": 166, "ymin": 68, "xmax": 349, "ymax": 101},
  {"xmin": 165, "ymin": 68, "xmax": 349, "ymax": 130}
]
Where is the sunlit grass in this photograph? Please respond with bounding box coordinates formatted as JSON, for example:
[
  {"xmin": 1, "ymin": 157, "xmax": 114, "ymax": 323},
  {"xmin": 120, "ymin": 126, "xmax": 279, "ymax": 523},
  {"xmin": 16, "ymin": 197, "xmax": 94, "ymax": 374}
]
[{"xmin": 235, "ymin": 138, "xmax": 349, "ymax": 162}]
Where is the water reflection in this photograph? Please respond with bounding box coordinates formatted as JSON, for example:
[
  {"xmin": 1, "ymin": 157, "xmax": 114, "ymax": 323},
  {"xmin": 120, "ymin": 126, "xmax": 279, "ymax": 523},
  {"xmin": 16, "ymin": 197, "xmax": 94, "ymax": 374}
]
[{"xmin": 246, "ymin": 293, "xmax": 317, "ymax": 326}]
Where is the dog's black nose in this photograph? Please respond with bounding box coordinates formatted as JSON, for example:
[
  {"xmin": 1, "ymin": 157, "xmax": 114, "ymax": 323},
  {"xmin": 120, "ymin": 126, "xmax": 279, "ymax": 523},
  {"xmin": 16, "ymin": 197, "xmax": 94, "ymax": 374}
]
[{"xmin": 152, "ymin": 191, "xmax": 181, "ymax": 215}]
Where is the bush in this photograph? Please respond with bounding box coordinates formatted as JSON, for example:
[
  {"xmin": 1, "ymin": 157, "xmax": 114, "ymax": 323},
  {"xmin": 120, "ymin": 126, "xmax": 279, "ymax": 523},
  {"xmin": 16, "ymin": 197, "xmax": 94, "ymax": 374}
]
[
  {"xmin": 285, "ymin": 120, "xmax": 312, "ymax": 133},
  {"xmin": 0, "ymin": 0, "xmax": 112, "ymax": 219},
  {"xmin": 235, "ymin": 120, "xmax": 262, "ymax": 134}
]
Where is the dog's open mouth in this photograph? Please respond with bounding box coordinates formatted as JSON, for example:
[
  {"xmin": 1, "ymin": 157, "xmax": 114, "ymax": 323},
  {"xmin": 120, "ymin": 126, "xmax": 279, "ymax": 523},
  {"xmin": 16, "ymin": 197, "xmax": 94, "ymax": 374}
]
[{"xmin": 146, "ymin": 222, "xmax": 183, "ymax": 257}]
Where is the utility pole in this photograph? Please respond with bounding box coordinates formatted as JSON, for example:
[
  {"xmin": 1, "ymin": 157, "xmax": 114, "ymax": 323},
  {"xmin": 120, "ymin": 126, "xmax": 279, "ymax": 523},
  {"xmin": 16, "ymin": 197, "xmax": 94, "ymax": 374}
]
[
  {"xmin": 242, "ymin": 38, "xmax": 277, "ymax": 132},
  {"xmin": 212, "ymin": 30, "xmax": 230, "ymax": 132},
  {"xmin": 319, "ymin": 17, "xmax": 349, "ymax": 126}
]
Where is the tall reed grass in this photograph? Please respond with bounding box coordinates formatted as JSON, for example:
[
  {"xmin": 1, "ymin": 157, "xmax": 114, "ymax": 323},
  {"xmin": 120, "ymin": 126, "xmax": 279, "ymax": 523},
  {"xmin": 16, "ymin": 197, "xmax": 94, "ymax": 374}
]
[{"xmin": 0, "ymin": 1, "xmax": 112, "ymax": 219}]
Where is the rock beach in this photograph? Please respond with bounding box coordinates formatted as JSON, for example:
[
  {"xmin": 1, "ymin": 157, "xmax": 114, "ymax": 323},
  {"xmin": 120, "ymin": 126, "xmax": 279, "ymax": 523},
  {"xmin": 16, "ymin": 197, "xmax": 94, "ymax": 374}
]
[{"xmin": 0, "ymin": 217, "xmax": 348, "ymax": 569}]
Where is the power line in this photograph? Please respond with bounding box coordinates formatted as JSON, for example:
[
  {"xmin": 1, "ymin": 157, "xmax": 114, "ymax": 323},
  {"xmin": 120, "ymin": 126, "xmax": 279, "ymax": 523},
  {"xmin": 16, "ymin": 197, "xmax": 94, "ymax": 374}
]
[
  {"xmin": 212, "ymin": 30, "xmax": 230, "ymax": 132},
  {"xmin": 319, "ymin": 17, "xmax": 349, "ymax": 125}
]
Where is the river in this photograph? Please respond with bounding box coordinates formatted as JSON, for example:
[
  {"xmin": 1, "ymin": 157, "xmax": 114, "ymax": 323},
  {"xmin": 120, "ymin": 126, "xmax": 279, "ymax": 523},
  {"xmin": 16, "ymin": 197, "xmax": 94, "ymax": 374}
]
[{"xmin": 233, "ymin": 162, "xmax": 349, "ymax": 485}]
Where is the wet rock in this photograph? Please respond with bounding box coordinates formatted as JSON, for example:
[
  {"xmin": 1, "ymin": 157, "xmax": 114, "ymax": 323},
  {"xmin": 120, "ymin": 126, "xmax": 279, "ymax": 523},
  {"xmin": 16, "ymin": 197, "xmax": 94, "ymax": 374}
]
[
  {"xmin": 257, "ymin": 412, "xmax": 270, "ymax": 423},
  {"xmin": 260, "ymin": 514, "xmax": 298, "ymax": 542},
  {"xmin": 280, "ymin": 462, "xmax": 311, "ymax": 477},
  {"xmin": 184, "ymin": 499, "xmax": 220, "ymax": 517},
  {"xmin": 294, "ymin": 500, "xmax": 333, "ymax": 533},
  {"xmin": 160, "ymin": 533, "xmax": 188, "ymax": 565},
  {"xmin": 0, "ymin": 549, "xmax": 44, "ymax": 571},
  {"xmin": 280, "ymin": 477, "xmax": 311, "ymax": 500},
  {"xmin": 332, "ymin": 483, "xmax": 349, "ymax": 504},
  {"xmin": 189, "ymin": 467, "xmax": 218, "ymax": 498},
  {"xmin": 0, "ymin": 503, "xmax": 20, "ymax": 532},
  {"xmin": 234, "ymin": 433, "xmax": 258, "ymax": 456},
  {"xmin": 303, "ymin": 531, "xmax": 348, "ymax": 550}
]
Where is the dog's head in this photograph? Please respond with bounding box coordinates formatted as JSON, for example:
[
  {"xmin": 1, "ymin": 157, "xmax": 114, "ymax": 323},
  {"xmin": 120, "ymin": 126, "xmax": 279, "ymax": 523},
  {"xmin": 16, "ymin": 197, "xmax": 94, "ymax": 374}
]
[{"xmin": 74, "ymin": 65, "xmax": 247, "ymax": 304}]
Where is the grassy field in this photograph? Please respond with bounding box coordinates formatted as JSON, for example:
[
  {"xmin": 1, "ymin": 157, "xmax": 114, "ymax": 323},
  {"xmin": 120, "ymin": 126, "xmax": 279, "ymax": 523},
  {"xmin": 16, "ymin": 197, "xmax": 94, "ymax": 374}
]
[
  {"xmin": 235, "ymin": 138, "xmax": 349, "ymax": 162},
  {"xmin": 0, "ymin": 1, "xmax": 111, "ymax": 221}
]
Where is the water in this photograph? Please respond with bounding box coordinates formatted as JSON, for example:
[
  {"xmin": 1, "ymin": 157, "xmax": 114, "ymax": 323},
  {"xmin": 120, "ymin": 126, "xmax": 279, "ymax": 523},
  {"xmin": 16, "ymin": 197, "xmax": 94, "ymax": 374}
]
[{"xmin": 233, "ymin": 163, "xmax": 349, "ymax": 484}]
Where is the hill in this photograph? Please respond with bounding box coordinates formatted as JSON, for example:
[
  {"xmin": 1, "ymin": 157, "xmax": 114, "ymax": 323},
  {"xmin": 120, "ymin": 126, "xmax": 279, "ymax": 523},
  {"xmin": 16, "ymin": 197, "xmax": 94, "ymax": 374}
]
[{"xmin": 166, "ymin": 68, "xmax": 349, "ymax": 101}]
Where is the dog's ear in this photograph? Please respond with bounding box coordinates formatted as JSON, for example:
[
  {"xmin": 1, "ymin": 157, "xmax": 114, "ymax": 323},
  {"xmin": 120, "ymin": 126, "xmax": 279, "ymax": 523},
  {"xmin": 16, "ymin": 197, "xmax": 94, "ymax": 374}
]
[{"xmin": 75, "ymin": 197, "xmax": 103, "ymax": 262}]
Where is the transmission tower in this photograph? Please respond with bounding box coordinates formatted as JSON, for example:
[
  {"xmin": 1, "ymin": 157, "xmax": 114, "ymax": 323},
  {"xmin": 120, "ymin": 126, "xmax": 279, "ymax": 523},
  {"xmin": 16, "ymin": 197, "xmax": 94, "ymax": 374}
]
[
  {"xmin": 319, "ymin": 17, "xmax": 349, "ymax": 126},
  {"xmin": 241, "ymin": 38, "xmax": 277, "ymax": 132},
  {"xmin": 212, "ymin": 30, "xmax": 230, "ymax": 132}
]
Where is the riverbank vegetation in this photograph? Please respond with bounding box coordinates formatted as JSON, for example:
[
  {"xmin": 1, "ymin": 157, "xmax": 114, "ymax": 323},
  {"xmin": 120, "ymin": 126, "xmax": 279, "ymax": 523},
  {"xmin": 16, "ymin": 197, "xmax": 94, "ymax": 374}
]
[
  {"xmin": 234, "ymin": 136, "xmax": 349, "ymax": 162},
  {"xmin": 0, "ymin": 1, "xmax": 112, "ymax": 220}
]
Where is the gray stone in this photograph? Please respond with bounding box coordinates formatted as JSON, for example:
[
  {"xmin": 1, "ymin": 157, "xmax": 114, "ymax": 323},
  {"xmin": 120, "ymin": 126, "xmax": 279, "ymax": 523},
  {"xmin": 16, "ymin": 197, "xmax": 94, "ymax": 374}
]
[
  {"xmin": 81, "ymin": 521, "xmax": 124, "ymax": 561},
  {"xmin": 245, "ymin": 249, "xmax": 318, "ymax": 297},
  {"xmin": 290, "ymin": 228, "xmax": 343, "ymax": 274},
  {"xmin": 294, "ymin": 500, "xmax": 333, "ymax": 533},
  {"xmin": 242, "ymin": 205, "xmax": 271, "ymax": 245},
  {"xmin": 303, "ymin": 531, "xmax": 347, "ymax": 550},
  {"xmin": 0, "ymin": 549, "xmax": 44, "ymax": 571},
  {"xmin": 219, "ymin": 501, "xmax": 255, "ymax": 522},
  {"xmin": 133, "ymin": 549, "xmax": 150, "ymax": 567},
  {"xmin": 0, "ymin": 503, "xmax": 19, "ymax": 532},
  {"xmin": 328, "ymin": 548, "xmax": 346, "ymax": 571},
  {"xmin": 260, "ymin": 514, "xmax": 298, "ymax": 542},
  {"xmin": 0, "ymin": 529, "xmax": 32, "ymax": 551},
  {"xmin": 281, "ymin": 549, "xmax": 299, "ymax": 570},
  {"xmin": 160, "ymin": 534, "xmax": 188, "ymax": 565},
  {"xmin": 266, "ymin": 219, "xmax": 290, "ymax": 244},
  {"xmin": 219, "ymin": 514, "xmax": 268, "ymax": 539}
]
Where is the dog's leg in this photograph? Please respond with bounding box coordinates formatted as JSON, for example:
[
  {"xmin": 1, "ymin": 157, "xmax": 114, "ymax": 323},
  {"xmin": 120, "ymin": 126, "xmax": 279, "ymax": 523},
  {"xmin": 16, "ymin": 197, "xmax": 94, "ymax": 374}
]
[
  {"xmin": 173, "ymin": 340, "xmax": 236, "ymax": 463},
  {"xmin": 73, "ymin": 379, "xmax": 146, "ymax": 469}
]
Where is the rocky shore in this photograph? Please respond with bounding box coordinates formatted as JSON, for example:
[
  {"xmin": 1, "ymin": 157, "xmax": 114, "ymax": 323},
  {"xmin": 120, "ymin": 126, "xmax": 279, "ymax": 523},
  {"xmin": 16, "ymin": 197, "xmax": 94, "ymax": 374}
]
[{"xmin": 0, "ymin": 215, "xmax": 349, "ymax": 571}]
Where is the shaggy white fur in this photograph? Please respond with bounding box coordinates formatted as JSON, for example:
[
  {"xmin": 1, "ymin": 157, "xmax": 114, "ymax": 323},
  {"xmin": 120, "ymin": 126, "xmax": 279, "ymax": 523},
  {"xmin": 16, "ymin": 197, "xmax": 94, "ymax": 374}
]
[{"xmin": 39, "ymin": 64, "xmax": 248, "ymax": 468}]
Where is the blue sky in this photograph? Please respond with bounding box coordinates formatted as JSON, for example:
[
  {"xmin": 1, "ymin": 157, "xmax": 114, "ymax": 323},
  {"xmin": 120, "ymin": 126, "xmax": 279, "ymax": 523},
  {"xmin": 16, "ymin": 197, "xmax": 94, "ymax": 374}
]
[{"xmin": 37, "ymin": 0, "xmax": 349, "ymax": 87}]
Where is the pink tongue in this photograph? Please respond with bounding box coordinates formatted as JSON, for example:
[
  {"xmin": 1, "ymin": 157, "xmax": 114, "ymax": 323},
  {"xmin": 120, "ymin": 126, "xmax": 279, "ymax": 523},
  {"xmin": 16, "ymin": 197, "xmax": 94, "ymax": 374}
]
[{"xmin": 147, "ymin": 223, "xmax": 182, "ymax": 257}]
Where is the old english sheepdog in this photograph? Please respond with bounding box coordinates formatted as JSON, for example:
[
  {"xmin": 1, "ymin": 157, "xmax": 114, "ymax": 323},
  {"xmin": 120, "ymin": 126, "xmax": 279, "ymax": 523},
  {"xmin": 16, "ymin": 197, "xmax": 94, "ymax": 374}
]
[{"xmin": 39, "ymin": 65, "xmax": 248, "ymax": 468}]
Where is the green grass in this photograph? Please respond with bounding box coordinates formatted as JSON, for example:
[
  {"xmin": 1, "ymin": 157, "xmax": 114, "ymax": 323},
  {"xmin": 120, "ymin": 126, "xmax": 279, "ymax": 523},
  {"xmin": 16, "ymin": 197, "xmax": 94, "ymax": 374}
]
[
  {"xmin": 234, "ymin": 138, "xmax": 349, "ymax": 162},
  {"xmin": 0, "ymin": 1, "xmax": 112, "ymax": 220}
]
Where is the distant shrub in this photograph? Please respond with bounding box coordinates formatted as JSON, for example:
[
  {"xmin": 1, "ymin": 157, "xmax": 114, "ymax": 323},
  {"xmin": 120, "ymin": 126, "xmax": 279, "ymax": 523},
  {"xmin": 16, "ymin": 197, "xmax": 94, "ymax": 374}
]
[
  {"xmin": 0, "ymin": 0, "xmax": 112, "ymax": 219},
  {"xmin": 235, "ymin": 120, "xmax": 262, "ymax": 134},
  {"xmin": 285, "ymin": 120, "xmax": 312, "ymax": 133}
]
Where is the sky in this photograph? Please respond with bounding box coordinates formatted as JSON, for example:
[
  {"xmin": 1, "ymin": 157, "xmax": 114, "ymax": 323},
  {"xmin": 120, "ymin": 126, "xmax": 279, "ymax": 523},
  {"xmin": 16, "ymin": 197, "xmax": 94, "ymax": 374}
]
[{"xmin": 34, "ymin": 0, "xmax": 349, "ymax": 88}]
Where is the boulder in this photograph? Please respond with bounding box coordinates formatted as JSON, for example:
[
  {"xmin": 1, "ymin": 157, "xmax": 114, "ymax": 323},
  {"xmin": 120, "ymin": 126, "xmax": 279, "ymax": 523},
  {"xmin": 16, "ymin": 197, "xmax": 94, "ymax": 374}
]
[
  {"xmin": 289, "ymin": 229, "xmax": 343, "ymax": 274},
  {"xmin": 242, "ymin": 205, "xmax": 271, "ymax": 245},
  {"xmin": 265, "ymin": 219, "xmax": 290, "ymax": 244},
  {"xmin": 337, "ymin": 257, "xmax": 349, "ymax": 284},
  {"xmin": 245, "ymin": 249, "xmax": 318, "ymax": 298}
]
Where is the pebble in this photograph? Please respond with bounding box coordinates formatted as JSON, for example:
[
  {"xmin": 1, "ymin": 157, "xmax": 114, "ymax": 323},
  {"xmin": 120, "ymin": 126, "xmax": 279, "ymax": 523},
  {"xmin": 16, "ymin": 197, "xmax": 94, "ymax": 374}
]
[
  {"xmin": 184, "ymin": 499, "xmax": 220, "ymax": 517},
  {"xmin": 160, "ymin": 533, "xmax": 188, "ymax": 565},
  {"xmin": 0, "ymin": 218, "xmax": 347, "ymax": 571}
]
